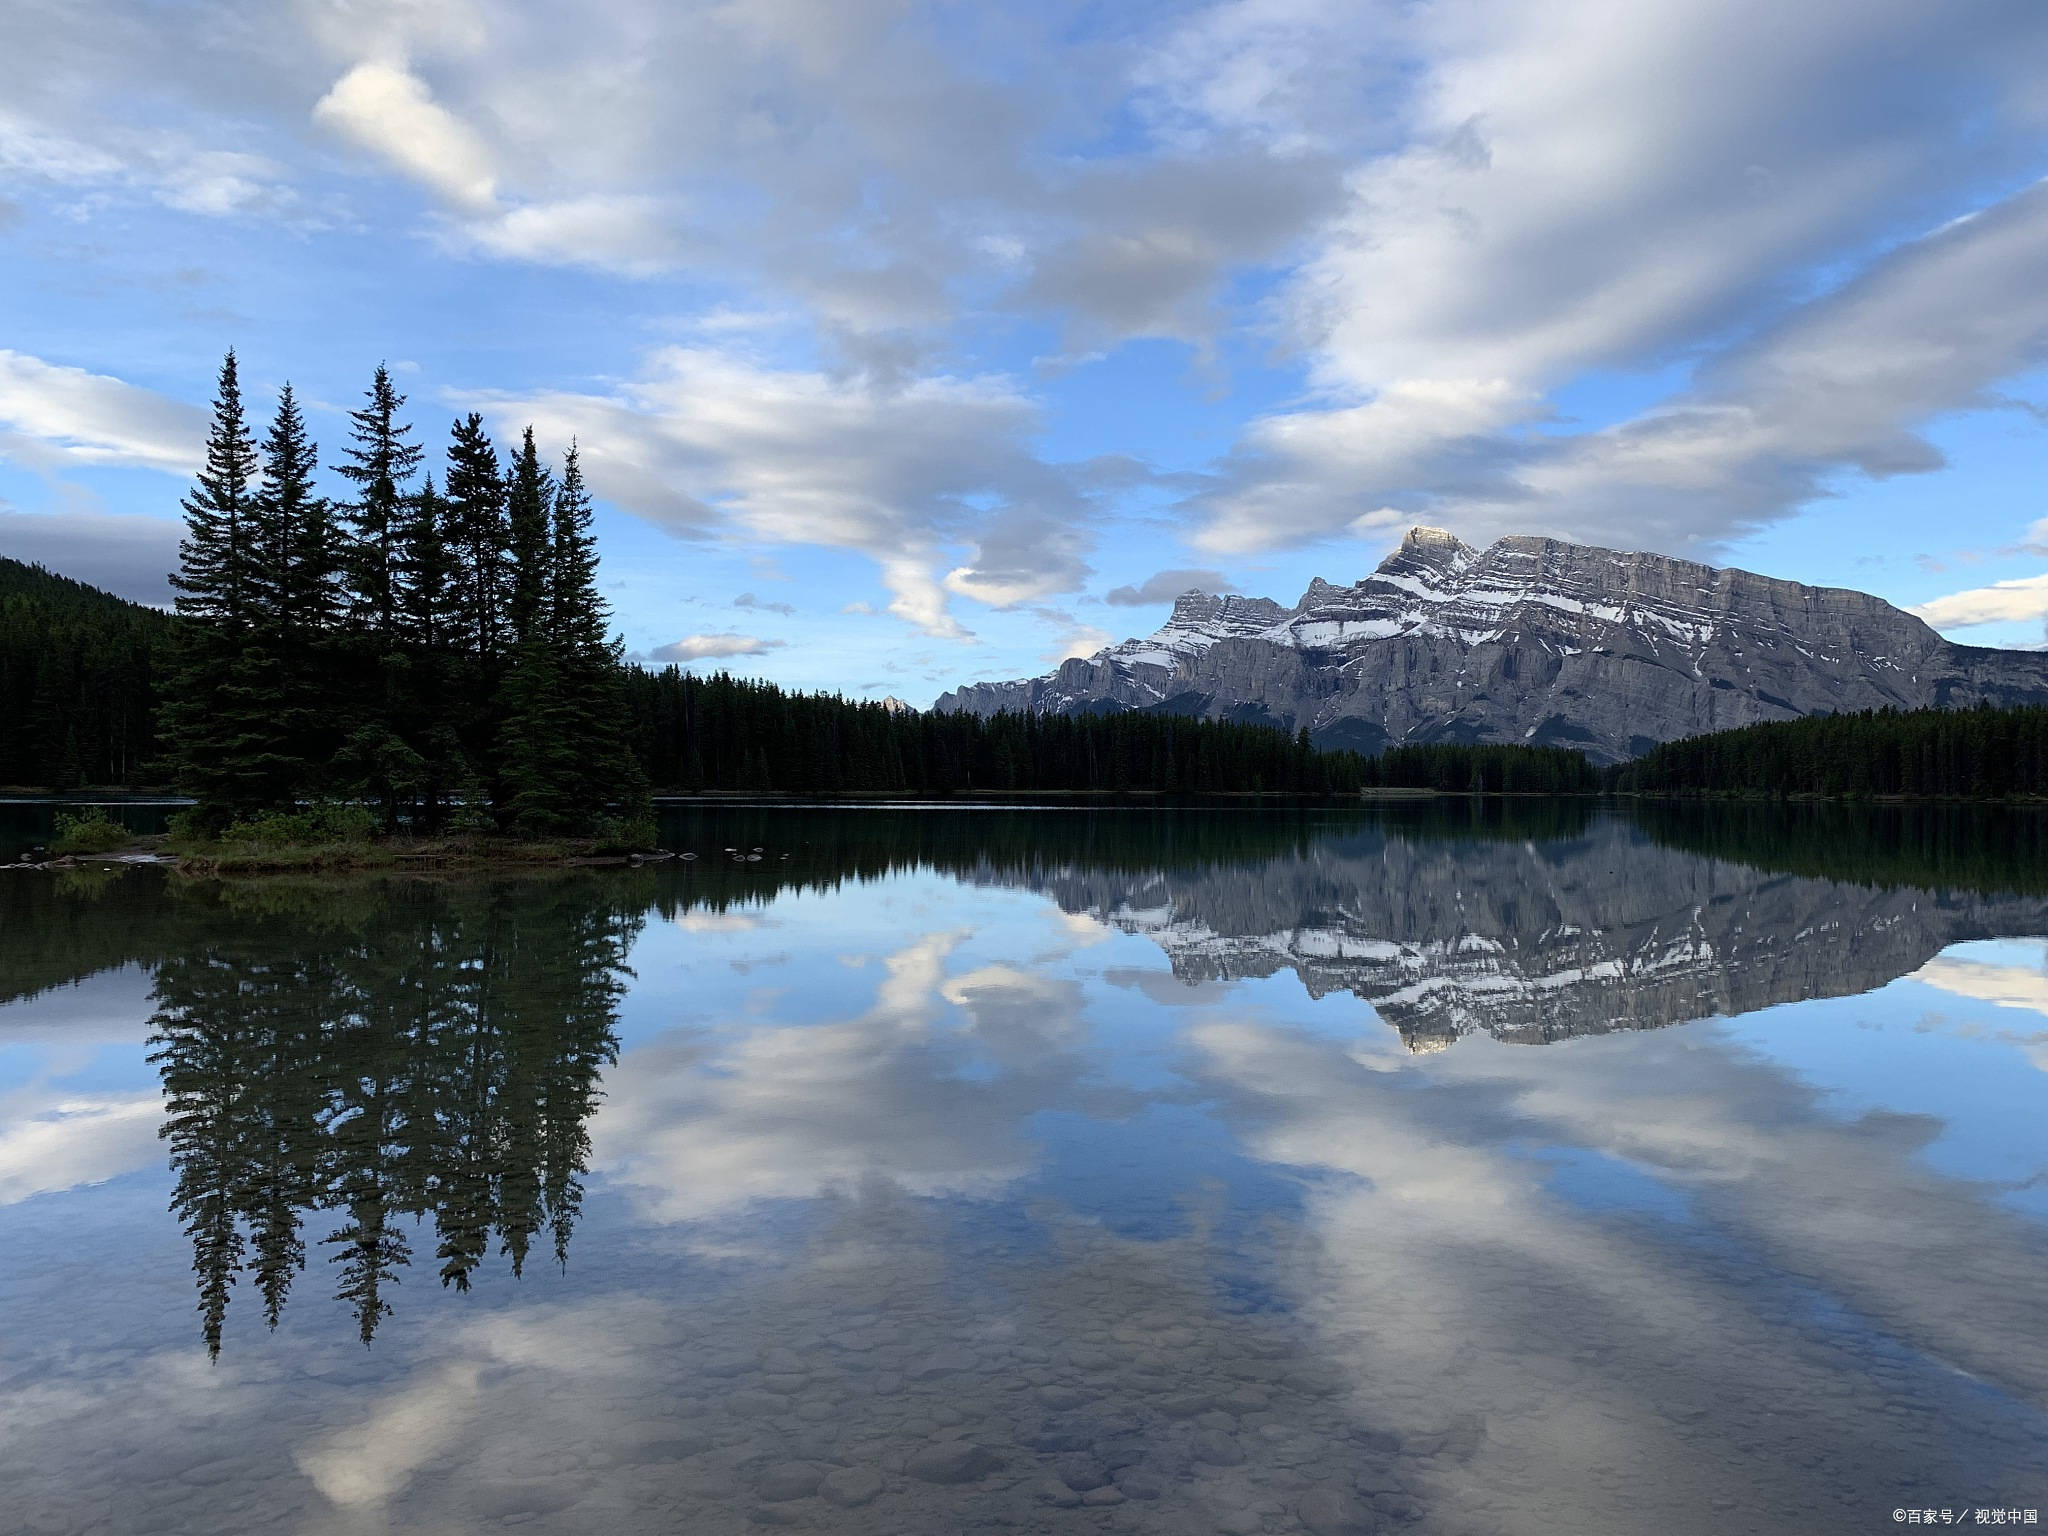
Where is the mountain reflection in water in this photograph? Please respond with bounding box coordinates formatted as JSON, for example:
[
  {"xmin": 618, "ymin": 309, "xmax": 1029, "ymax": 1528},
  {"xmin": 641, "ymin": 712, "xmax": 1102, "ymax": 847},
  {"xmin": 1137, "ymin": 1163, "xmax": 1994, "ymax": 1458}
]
[{"xmin": 1, "ymin": 801, "xmax": 2045, "ymax": 1536}]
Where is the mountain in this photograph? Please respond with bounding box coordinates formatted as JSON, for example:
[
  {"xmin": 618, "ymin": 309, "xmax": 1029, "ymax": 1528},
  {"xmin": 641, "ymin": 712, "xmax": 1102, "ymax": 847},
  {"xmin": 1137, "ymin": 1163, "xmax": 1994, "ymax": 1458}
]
[
  {"xmin": 935, "ymin": 528, "xmax": 2048, "ymax": 763},
  {"xmin": 999, "ymin": 815, "xmax": 2048, "ymax": 1051}
]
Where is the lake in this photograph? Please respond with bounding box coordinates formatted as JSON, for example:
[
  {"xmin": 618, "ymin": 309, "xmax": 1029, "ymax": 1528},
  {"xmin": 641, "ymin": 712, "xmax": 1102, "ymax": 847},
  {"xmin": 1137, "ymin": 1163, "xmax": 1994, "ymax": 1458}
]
[{"xmin": 3, "ymin": 800, "xmax": 2046, "ymax": 1535}]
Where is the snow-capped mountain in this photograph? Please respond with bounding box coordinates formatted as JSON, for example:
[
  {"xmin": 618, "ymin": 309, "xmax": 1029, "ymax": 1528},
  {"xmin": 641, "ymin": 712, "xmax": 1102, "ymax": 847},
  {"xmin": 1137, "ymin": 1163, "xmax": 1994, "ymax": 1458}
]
[{"xmin": 935, "ymin": 527, "xmax": 2048, "ymax": 762}]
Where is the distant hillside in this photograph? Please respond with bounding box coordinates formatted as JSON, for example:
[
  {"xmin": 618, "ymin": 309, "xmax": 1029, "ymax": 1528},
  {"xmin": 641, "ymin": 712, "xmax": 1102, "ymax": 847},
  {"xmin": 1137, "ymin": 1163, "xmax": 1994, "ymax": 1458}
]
[
  {"xmin": 1611, "ymin": 702, "xmax": 2048, "ymax": 800},
  {"xmin": 0, "ymin": 556, "xmax": 173, "ymax": 787},
  {"xmin": 938, "ymin": 528, "xmax": 2048, "ymax": 764}
]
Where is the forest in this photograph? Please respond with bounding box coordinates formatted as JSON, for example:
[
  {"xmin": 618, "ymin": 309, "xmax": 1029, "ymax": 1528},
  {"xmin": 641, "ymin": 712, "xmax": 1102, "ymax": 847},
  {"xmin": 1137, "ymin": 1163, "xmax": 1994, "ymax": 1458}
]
[
  {"xmin": 627, "ymin": 668, "xmax": 1374, "ymax": 793},
  {"xmin": 0, "ymin": 555, "xmax": 170, "ymax": 787},
  {"xmin": 627, "ymin": 670, "xmax": 1604, "ymax": 795},
  {"xmin": 1610, "ymin": 703, "xmax": 2048, "ymax": 799}
]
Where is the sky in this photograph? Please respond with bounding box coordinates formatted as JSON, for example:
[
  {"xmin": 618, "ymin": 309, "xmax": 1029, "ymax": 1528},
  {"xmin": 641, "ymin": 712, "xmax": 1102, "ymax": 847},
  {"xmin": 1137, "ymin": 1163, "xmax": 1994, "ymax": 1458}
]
[{"xmin": 4, "ymin": 0, "xmax": 2048, "ymax": 704}]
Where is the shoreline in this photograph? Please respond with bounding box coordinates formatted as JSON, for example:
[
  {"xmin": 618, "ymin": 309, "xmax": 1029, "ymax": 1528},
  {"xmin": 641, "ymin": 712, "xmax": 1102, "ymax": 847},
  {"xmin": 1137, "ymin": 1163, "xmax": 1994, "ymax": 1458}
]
[{"xmin": 6, "ymin": 833, "xmax": 677, "ymax": 878}]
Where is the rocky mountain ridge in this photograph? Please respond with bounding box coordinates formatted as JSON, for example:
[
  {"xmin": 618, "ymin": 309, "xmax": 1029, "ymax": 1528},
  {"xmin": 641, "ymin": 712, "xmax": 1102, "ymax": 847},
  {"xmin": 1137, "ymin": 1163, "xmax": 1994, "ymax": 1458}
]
[{"xmin": 936, "ymin": 528, "xmax": 2048, "ymax": 762}]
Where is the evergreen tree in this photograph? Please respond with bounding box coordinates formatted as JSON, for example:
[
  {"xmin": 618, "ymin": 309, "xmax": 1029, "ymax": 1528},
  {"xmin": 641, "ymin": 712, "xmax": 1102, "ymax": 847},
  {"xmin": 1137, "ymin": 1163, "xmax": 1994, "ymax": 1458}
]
[
  {"xmin": 247, "ymin": 383, "xmax": 335, "ymax": 800},
  {"xmin": 395, "ymin": 473, "xmax": 454, "ymax": 653},
  {"xmin": 495, "ymin": 427, "xmax": 565, "ymax": 831},
  {"xmin": 170, "ymin": 350, "xmax": 259, "ymax": 630},
  {"xmin": 162, "ymin": 352, "xmax": 293, "ymax": 825},
  {"xmin": 504, "ymin": 427, "xmax": 555, "ymax": 650},
  {"xmin": 550, "ymin": 443, "xmax": 651, "ymax": 823},
  {"xmin": 333, "ymin": 365, "xmax": 423, "ymax": 640},
  {"xmin": 444, "ymin": 413, "xmax": 509, "ymax": 665}
]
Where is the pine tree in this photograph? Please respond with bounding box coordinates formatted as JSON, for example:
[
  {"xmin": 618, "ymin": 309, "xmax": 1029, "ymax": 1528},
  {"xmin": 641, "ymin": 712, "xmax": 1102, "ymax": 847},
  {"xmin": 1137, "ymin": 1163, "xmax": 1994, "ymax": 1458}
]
[
  {"xmin": 162, "ymin": 352, "xmax": 294, "ymax": 825},
  {"xmin": 549, "ymin": 443, "xmax": 650, "ymax": 827},
  {"xmin": 333, "ymin": 366, "xmax": 422, "ymax": 640},
  {"xmin": 396, "ymin": 474, "xmax": 454, "ymax": 653},
  {"xmin": 495, "ymin": 429, "xmax": 587, "ymax": 835},
  {"xmin": 504, "ymin": 427, "xmax": 555, "ymax": 651},
  {"xmin": 497, "ymin": 639, "xmax": 579, "ymax": 835},
  {"xmin": 170, "ymin": 350, "xmax": 260, "ymax": 630},
  {"xmin": 247, "ymin": 383, "xmax": 334, "ymax": 801},
  {"xmin": 389, "ymin": 473, "xmax": 470, "ymax": 827},
  {"xmin": 444, "ymin": 414, "xmax": 509, "ymax": 664}
]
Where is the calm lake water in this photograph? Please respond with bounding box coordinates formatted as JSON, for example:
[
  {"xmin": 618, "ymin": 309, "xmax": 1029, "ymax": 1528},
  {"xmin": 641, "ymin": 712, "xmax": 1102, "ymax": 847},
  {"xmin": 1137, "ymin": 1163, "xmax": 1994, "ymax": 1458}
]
[{"xmin": 3, "ymin": 801, "xmax": 2046, "ymax": 1535}]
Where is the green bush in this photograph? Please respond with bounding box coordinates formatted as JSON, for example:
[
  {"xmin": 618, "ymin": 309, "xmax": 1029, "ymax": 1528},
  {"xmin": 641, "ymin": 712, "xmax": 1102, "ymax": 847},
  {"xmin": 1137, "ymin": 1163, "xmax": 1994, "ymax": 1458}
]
[
  {"xmin": 217, "ymin": 803, "xmax": 380, "ymax": 850},
  {"xmin": 50, "ymin": 807, "xmax": 131, "ymax": 856},
  {"xmin": 590, "ymin": 814, "xmax": 658, "ymax": 854}
]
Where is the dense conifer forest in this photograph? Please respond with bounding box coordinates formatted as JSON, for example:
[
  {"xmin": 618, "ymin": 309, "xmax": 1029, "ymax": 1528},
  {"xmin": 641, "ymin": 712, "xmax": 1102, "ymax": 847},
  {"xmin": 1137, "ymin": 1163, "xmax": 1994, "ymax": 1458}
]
[
  {"xmin": 0, "ymin": 556, "xmax": 171, "ymax": 788},
  {"xmin": 627, "ymin": 669, "xmax": 1374, "ymax": 793},
  {"xmin": 1611, "ymin": 704, "xmax": 2048, "ymax": 799}
]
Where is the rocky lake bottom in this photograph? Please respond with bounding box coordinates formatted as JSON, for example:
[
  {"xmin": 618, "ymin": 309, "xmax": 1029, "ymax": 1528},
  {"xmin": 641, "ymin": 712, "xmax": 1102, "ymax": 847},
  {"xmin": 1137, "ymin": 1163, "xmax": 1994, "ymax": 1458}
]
[{"xmin": 2, "ymin": 800, "xmax": 2045, "ymax": 1534}]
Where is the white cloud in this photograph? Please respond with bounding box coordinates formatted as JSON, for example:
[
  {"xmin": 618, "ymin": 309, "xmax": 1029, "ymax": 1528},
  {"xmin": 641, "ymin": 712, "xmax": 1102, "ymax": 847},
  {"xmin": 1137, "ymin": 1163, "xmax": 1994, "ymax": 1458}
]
[
  {"xmin": 0, "ymin": 351, "xmax": 203, "ymax": 474},
  {"xmin": 456, "ymin": 193, "xmax": 684, "ymax": 275},
  {"xmin": 313, "ymin": 61, "xmax": 499, "ymax": 211},
  {"xmin": 1913, "ymin": 954, "xmax": 2048, "ymax": 1015},
  {"xmin": 650, "ymin": 633, "xmax": 786, "ymax": 663},
  {"xmin": 1912, "ymin": 571, "xmax": 2048, "ymax": 630},
  {"xmin": 1050, "ymin": 624, "xmax": 1115, "ymax": 663},
  {"xmin": 1183, "ymin": 0, "xmax": 2048, "ymax": 558},
  {"xmin": 0, "ymin": 1094, "xmax": 162, "ymax": 1206},
  {"xmin": 467, "ymin": 348, "xmax": 1095, "ymax": 639}
]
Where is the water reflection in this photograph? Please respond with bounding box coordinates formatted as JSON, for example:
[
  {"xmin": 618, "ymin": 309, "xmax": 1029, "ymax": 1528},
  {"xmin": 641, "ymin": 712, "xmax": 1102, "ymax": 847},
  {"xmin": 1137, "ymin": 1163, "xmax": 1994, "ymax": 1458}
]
[
  {"xmin": 145, "ymin": 879, "xmax": 641, "ymax": 1350},
  {"xmin": 1011, "ymin": 812, "xmax": 2048, "ymax": 1048},
  {"xmin": 2, "ymin": 803, "xmax": 2046, "ymax": 1535}
]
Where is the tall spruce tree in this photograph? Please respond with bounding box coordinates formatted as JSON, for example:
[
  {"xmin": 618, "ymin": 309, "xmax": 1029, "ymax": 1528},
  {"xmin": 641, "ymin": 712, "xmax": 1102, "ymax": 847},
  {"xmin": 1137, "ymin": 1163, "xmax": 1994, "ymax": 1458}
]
[
  {"xmin": 396, "ymin": 474, "xmax": 454, "ymax": 653},
  {"xmin": 443, "ymin": 414, "xmax": 510, "ymax": 804},
  {"xmin": 332, "ymin": 367, "xmax": 427, "ymax": 825},
  {"xmin": 496, "ymin": 429, "xmax": 576, "ymax": 833},
  {"xmin": 163, "ymin": 351, "xmax": 293, "ymax": 825},
  {"xmin": 333, "ymin": 366, "xmax": 422, "ymax": 640},
  {"xmin": 391, "ymin": 473, "xmax": 470, "ymax": 825},
  {"xmin": 444, "ymin": 414, "xmax": 509, "ymax": 665},
  {"xmin": 504, "ymin": 427, "xmax": 555, "ymax": 650},
  {"xmin": 550, "ymin": 443, "xmax": 650, "ymax": 822},
  {"xmin": 170, "ymin": 350, "xmax": 260, "ymax": 630},
  {"xmin": 247, "ymin": 383, "xmax": 335, "ymax": 800}
]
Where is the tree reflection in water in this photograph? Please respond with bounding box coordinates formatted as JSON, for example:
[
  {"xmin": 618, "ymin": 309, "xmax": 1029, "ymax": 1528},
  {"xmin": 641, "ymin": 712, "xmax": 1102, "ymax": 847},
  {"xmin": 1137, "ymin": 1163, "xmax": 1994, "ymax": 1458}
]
[{"xmin": 146, "ymin": 878, "xmax": 642, "ymax": 1354}]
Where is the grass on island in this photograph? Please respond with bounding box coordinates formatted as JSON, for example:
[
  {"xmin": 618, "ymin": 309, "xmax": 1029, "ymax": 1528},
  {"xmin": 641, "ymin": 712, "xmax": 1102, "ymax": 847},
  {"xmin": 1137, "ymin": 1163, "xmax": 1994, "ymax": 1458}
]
[{"xmin": 34, "ymin": 802, "xmax": 660, "ymax": 875}]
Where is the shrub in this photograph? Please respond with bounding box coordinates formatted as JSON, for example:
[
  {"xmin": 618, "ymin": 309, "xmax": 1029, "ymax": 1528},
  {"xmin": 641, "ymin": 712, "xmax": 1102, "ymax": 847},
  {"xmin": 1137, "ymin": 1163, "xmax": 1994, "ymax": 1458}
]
[
  {"xmin": 50, "ymin": 807, "xmax": 131, "ymax": 856},
  {"xmin": 590, "ymin": 814, "xmax": 658, "ymax": 854},
  {"xmin": 216, "ymin": 803, "xmax": 380, "ymax": 850}
]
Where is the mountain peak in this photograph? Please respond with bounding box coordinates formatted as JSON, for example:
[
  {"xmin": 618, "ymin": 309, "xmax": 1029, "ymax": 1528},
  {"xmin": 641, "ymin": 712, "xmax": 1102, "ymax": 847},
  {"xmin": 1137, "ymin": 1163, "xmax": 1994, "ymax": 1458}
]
[
  {"xmin": 1400, "ymin": 524, "xmax": 1467, "ymax": 552},
  {"xmin": 933, "ymin": 530, "xmax": 2048, "ymax": 762}
]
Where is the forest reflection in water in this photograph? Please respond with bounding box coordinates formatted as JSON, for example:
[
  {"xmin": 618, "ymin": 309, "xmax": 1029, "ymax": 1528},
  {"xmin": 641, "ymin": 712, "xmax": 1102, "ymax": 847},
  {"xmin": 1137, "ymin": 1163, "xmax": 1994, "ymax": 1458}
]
[
  {"xmin": 146, "ymin": 880, "xmax": 640, "ymax": 1351},
  {"xmin": 3, "ymin": 800, "xmax": 2047, "ymax": 1536}
]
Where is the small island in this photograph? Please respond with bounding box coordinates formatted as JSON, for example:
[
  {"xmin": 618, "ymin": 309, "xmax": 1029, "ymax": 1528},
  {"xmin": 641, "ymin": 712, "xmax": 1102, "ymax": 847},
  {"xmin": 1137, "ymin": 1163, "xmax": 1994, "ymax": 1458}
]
[{"xmin": 141, "ymin": 352, "xmax": 655, "ymax": 862}]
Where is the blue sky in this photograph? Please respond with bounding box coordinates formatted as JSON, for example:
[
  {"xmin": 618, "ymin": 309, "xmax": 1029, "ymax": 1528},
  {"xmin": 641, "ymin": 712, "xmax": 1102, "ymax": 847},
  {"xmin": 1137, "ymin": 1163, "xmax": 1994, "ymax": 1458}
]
[{"xmin": 4, "ymin": 0, "xmax": 2048, "ymax": 703}]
